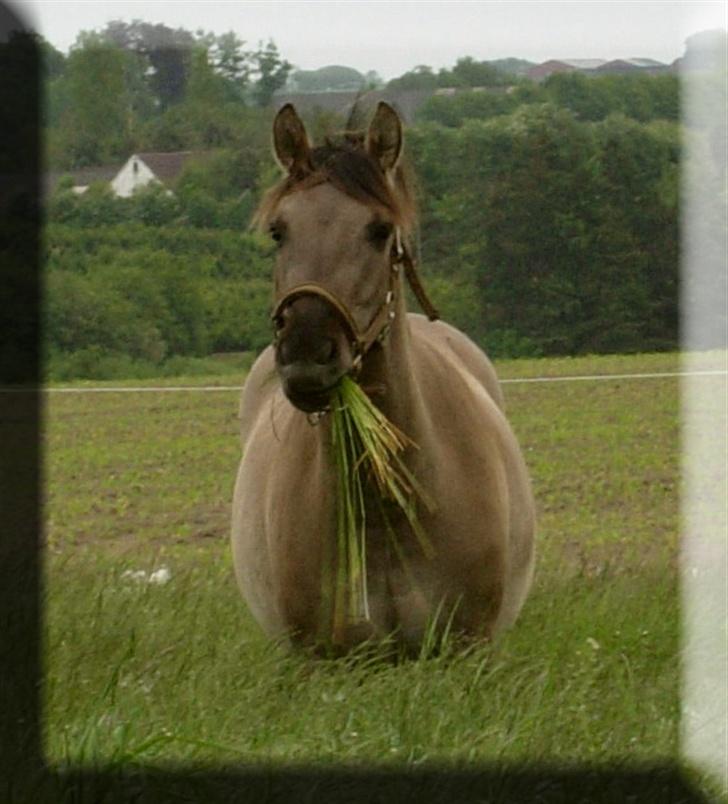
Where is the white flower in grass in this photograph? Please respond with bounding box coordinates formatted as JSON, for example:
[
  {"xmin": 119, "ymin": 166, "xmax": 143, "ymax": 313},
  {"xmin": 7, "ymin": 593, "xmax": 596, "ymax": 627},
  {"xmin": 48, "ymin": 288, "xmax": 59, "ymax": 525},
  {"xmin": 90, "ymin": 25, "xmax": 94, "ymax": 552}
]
[
  {"xmin": 149, "ymin": 566, "xmax": 171, "ymax": 585},
  {"xmin": 121, "ymin": 569, "xmax": 148, "ymax": 583},
  {"xmin": 120, "ymin": 566, "xmax": 171, "ymax": 585},
  {"xmin": 586, "ymin": 637, "xmax": 601, "ymax": 651}
]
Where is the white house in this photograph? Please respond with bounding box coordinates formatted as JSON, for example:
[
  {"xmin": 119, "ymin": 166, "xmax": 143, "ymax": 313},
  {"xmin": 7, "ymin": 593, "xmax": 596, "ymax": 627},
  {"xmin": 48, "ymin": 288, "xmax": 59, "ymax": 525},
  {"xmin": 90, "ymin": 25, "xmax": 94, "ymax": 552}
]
[
  {"xmin": 110, "ymin": 151, "xmax": 199, "ymax": 198},
  {"xmin": 46, "ymin": 151, "xmax": 203, "ymax": 199}
]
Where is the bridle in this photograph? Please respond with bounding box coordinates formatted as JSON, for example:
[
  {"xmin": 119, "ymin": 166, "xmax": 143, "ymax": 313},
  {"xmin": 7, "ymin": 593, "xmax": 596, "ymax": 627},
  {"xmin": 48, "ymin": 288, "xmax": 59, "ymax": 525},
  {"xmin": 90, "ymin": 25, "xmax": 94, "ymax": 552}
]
[{"xmin": 271, "ymin": 229, "xmax": 440, "ymax": 376}]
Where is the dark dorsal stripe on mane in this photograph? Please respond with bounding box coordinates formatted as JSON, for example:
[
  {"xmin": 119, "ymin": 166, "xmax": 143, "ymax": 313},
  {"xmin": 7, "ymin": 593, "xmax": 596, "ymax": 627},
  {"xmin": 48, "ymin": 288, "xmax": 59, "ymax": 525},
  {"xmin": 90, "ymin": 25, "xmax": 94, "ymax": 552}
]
[{"xmin": 253, "ymin": 136, "xmax": 418, "ymax": 235}]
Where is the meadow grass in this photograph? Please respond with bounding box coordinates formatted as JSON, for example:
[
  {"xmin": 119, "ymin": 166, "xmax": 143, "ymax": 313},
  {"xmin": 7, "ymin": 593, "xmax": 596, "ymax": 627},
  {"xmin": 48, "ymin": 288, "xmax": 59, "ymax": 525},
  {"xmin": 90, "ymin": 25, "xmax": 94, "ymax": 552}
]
[{"xmin": 42, "ymin": 352, "xmax": 719, "ymax": 795}]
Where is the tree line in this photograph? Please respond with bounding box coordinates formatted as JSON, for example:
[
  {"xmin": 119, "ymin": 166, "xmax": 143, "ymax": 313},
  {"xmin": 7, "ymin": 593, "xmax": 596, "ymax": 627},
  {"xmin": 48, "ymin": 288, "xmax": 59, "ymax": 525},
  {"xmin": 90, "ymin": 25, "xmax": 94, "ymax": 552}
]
[
  {"xmin": 43, "ymin": 20, "xmax": 292, "ymax": 168},
  {"xmin": 35, "ymin": 22, "xmax": 710, "ymax": 378}
]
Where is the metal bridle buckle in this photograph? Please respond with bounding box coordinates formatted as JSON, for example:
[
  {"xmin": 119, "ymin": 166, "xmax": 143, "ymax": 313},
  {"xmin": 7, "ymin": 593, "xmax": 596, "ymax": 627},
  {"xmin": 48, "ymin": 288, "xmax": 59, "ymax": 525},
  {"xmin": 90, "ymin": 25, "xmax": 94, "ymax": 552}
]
[
  {"xmin": 395, "ymin": 229, "xmax": 405, "ymax": 260},
  {"xmin": 307, "ymin": 410, "xmax": 328, "ymax": 426}
]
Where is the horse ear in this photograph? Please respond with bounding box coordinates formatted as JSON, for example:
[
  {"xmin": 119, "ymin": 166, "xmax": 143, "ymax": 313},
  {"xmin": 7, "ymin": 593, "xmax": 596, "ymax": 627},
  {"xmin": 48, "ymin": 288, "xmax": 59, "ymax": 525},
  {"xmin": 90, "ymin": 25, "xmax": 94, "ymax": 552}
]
[
  {"xmin": 273, "ymin": 104, "xmax": 311, "ymax": 174},
  {"xmin": 366, "ymin": 102, "xmax": 403, "ymax": 173}
]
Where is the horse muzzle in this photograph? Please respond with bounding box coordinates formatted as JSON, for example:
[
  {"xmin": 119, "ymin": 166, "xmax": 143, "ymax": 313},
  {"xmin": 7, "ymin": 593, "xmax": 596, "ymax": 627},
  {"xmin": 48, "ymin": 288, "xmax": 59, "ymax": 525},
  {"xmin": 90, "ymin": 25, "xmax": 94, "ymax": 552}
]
[
  {"xmin": 273, "ymin": 293, "xmax": 356, "ymax": 413},
  {"xmin": 280, "ymin": 361, "xmax": 342, "ymax": 413}
]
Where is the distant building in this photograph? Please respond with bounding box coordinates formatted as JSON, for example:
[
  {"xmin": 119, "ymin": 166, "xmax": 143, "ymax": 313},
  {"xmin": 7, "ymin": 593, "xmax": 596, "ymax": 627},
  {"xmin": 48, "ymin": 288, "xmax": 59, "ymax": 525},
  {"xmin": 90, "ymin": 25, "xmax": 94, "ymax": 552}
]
[
  {"xmin": 526, "ymin": 57, "xmax": 670, "ymax": 81},
  {"xmin": 46, "ymin": 151, "xmax": 202, "ymax": 199},
  {"xmin": 44, "ymin": 164, "xmax": 121, "ymax": 197},
  {"xmin": 594, "ymin": 58, "xmax": 671, "ymax": 76},
  {"xmin": 526, "ymin": 59, "xmax": 607, "ymax": 81},
  {"xmin": 110, "ymin": 152, "xmax": 200, "ymax": 198}
]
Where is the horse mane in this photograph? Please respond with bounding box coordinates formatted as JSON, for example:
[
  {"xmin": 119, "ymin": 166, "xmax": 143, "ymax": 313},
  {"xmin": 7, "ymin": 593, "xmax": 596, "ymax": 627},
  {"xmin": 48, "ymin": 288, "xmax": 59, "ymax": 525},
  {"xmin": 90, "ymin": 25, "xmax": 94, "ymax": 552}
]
[{"xmin": 252, "ymin": 131, "xmax": 419, "ymax": 236}]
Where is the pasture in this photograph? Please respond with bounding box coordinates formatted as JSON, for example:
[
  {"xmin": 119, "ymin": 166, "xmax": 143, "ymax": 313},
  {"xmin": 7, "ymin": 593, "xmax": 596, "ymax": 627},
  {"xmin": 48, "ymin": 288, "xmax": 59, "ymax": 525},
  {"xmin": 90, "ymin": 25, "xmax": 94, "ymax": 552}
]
[{"xmin": 43, "ymin": 352, "xmax": 701, "ymax": 786}]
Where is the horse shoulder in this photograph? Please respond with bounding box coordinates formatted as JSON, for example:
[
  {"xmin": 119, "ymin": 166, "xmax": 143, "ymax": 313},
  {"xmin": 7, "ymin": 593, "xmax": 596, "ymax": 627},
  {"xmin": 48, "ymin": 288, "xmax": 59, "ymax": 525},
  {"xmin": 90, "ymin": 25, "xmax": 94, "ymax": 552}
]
[
  {"xmin": 407, "ymin": 314, "xmax": 505, "ymax": 411},
  {"xmin": 238, "ymin": 346, "xmax": 278, "ymax": 447}
]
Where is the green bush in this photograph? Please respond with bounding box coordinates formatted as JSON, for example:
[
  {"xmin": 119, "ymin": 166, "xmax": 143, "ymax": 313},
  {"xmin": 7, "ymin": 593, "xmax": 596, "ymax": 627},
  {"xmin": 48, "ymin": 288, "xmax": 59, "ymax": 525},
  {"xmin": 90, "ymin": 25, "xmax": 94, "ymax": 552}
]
[
  {"xmin": 202, "ymin": 278, "xmax": 272, "ymax": 354},
  {"xmin": 481, "ymin": 329, "xmax": 544, "ymax": 359},
  {"xmin": 45, "ymin": 346, "xmax": 161, "ymax": 381},
  {"xmin": 128, "ymin": 183, "xmax": 181, "ymax": 226},
  {"xmin": 44, "ymin": 349, "xmax": 253, "ymax": 382},
  {"xmin": 409, "ymin": 104, "xmax": 679, "ymax": 356},
  {"xmin": 41, "ymin": 64, "xmax": 686, "ymax": 376},
  {"xmin": 44, "ymin": 221, "xmax": 274, "ymax": 378},
  {"xmin": 417, "ymin": 90, "xmax": 516, "ymax": 127},
  {"xmin": 45, "ymin": 270, "xmax": 167, "ymax": 361}
]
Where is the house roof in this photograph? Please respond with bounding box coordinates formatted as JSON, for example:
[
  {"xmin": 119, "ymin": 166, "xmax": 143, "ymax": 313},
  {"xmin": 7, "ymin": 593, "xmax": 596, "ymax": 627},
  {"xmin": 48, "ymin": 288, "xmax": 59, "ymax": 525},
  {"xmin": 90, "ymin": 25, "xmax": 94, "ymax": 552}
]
[
  {"xmin": 595, "ymin": 58, "xmax": 668, "ymax": 73},
  {"xmin": 44, "ymin": 163, "xmax": 122, "ymax": 196},
  {"xmin": 133, "ymin": 151, "xmax": 202, "ymax": 183},
  {"xmin": 622, "ymin": 58, "xmax": 666, "ymax": 67},
  {"xmin": 526, "ymin": 56, "xmax": 671, "ymax": 81},
  {"xmin": 558, "ymin": 59, "xmax": 608, "ymax": 69},
  {"xmin": 44, "ymin": 151, "xmax": 206, "ymax": 198},
  {"xmin": 525, "ymin": 59, "xmax": 607, "ymax": 80}
]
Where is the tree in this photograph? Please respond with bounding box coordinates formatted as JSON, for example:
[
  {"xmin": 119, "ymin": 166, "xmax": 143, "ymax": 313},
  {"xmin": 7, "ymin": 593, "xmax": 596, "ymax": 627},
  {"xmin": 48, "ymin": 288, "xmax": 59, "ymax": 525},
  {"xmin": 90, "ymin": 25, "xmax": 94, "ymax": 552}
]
[
  {"xmin": 364, "ymin": 70, "xmax": 384, "ymax": 89},
  {"xmin": 428, "ymin": 104, "xmax": 681, "ymax": 355},
  {"xmin": 650, "ymin": 75, "xmax": 680, "ymax": 121},
  {"xmin": 465, "ymin": 105, "xmax": 602, "ymax": 353},
  {"xmin": 185, "ymin": 46, "xmax": 230, "ymax": 108},
  {"xmin": 210, "ymin": 31, "xmax": 250, "ymax": 100},
  {"xmin": 39, "ymin": 36, "xmax": 66, "ymax": 79},
  {"xmin": 176, "ymin": 149, "xmax": 261, "ymax": 200},
  {"xmin": 59, "ymin": 36, "xmax": 133, "ymax": 165},
  {"xmin": 591, "ymin": 114, "xmax": 680, "ymax": 350},
  {"xmin": 97, "ymin": 19, "xmax": 196, "ymax": 109},
  {"xmin": 417, "ymin": 90, "xmax": 516, "ymax": 127},
  {"xmin": 288, "ymin": 65, "xmax": 366, "ymax": 92},
  {"xmin": 439, "ymin": 56, "xmax": 507, "ymax": 88},
  {"xmin": 250, "ymin": 40, "xmax": 292, "ymax": 107},
  {"xmin": 387, "ymin": 65, "xmax": 438, "ymax": 91},
  {"xmin": 543, "ymin": 72, "xmax": 612, "ymax": 121}
]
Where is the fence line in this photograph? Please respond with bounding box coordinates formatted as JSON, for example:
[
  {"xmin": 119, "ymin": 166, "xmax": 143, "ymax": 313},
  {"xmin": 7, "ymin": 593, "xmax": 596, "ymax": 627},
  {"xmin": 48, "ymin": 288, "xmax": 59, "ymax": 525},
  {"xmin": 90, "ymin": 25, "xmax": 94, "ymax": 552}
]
[
  {"xmin": 2, "ymin": 369, "xmax": 723, "ymax": 394},
  {"xmin": 501, "ymin": 369, "xmax": 726, "ymax": 385}
]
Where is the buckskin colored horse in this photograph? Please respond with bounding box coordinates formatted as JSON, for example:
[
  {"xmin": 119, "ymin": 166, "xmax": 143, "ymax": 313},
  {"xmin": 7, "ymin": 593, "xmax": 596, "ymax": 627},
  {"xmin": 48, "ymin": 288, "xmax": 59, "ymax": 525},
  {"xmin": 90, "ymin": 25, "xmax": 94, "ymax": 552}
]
[{"xmin": 231, "ymin": 102, "xmax": 535, "ymax": 654}]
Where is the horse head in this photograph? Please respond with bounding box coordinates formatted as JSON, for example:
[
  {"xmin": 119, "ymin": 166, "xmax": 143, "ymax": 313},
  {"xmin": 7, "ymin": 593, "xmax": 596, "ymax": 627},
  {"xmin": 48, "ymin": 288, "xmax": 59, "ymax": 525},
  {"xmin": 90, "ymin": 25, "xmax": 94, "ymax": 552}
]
[{"xmin": 260, "ymin": 102, "xmax": 414, "ymax": 413}]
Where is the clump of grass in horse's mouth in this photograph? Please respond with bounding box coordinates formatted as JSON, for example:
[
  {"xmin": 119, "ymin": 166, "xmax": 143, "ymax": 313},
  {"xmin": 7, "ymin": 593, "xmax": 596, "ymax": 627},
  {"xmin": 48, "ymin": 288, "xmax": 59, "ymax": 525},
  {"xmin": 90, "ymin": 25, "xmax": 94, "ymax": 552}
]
[{"xmin": 327, "ymin": 375, "xmax": 435, "ymax": 640}]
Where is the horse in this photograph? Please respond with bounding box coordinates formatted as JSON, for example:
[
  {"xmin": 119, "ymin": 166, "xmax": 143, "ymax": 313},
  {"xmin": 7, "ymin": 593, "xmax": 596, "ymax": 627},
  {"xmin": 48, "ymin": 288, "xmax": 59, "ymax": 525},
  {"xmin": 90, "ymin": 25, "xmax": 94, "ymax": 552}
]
[{"xmin": 231, "ymin": 102, "xmax": 535, "ymax": 655}]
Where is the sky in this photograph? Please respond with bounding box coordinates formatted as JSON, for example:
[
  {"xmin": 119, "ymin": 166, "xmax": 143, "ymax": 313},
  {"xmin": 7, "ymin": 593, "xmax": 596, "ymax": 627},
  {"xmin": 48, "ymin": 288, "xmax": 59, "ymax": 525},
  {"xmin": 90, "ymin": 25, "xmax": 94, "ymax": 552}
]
[{"xmin": 12, "ymin": 0, "xmax": 728, "ymax": 79}]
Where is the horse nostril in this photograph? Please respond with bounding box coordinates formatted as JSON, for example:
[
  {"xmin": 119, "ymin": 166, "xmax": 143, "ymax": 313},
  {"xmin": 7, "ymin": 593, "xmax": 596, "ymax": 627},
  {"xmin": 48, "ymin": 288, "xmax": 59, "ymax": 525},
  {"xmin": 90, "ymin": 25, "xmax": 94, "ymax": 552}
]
[{"xmin": 314, "ymin": 338, "xmax": 337, "ymax": 366}]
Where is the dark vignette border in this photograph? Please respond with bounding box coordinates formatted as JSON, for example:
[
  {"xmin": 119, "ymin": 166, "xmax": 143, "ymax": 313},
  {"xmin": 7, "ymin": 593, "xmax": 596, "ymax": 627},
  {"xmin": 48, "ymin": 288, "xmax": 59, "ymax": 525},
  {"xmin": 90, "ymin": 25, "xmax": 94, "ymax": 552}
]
[{"xmin": 0, "ymin": 2, "xmax": 713, "ymax": 801}]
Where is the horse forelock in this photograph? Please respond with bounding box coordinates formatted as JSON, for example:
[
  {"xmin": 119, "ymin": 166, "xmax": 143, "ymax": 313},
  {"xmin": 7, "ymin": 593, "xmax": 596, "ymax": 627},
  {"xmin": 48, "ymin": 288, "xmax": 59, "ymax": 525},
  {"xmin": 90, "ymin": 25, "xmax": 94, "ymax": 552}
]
[{"xmin": 252, "ymin": 138, "xmax": 418, "ymax": 235}]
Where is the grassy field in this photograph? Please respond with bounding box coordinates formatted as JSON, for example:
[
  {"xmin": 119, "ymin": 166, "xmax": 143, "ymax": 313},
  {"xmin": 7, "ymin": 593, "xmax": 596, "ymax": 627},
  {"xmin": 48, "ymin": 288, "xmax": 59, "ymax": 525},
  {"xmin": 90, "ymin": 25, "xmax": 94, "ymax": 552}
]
[{"xmin": 41, "ymin": 352, "xmax": 720, "ymax": 797}]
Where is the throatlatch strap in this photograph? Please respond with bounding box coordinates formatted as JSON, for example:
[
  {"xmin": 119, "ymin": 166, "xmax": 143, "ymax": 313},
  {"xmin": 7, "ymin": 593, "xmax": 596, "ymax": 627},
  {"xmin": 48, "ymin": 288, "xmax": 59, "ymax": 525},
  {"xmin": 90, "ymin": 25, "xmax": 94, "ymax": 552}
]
[{"xmin": 401, "ymin": 250, "xmax": 440, "ymax": 322}]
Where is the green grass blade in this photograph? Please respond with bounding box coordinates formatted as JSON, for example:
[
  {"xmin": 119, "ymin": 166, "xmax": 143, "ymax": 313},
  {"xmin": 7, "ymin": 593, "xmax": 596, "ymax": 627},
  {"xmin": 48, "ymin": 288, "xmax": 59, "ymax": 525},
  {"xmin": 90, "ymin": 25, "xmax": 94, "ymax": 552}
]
[{"xmin": 328, "ymin": 376, "xmax": 434, "ymax": 641}]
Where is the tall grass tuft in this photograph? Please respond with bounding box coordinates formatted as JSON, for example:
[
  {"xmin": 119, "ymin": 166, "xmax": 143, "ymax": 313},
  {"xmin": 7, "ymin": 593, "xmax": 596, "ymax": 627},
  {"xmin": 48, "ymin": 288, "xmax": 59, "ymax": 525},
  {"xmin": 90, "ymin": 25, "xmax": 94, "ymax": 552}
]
[{"xmin": 327, "ymin": 376, "xmax": 434, "ymax": 642}]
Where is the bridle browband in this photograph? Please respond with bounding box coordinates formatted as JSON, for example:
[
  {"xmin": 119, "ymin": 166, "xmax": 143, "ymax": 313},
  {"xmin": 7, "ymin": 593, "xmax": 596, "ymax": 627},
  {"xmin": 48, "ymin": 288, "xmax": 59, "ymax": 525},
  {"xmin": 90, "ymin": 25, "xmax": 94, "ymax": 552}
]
[{"xmin": 271, "ymin": 229, "xmax": 440, "ymax": 373}]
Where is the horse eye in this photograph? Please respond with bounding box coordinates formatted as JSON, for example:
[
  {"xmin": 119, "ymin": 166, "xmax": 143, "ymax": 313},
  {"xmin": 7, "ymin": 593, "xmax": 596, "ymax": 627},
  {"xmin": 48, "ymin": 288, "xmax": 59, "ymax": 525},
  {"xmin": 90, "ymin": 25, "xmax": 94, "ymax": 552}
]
[
  {"xmin": 269, "ymin": 223, "xmax": 286, "ymax": 246},
  {"xmin": 367, "ymin": 221, "xmax": 393, "ymax": 248}
]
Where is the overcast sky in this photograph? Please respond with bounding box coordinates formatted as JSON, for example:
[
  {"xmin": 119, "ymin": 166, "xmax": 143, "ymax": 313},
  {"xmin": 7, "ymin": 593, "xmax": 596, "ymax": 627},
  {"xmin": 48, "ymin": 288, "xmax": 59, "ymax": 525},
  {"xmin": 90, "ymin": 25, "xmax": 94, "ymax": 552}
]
[{"xmin": 14, "ymin": 1, "xmax": 728, "ymax": 79}]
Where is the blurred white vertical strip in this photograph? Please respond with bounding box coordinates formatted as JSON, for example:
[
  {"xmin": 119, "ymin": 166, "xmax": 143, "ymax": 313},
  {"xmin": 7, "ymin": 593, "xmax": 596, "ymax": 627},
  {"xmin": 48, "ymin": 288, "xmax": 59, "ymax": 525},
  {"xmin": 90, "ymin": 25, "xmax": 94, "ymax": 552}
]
[{"xmin": 680, "ymin": 30, "xmax": 728, "ymax": 793}]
